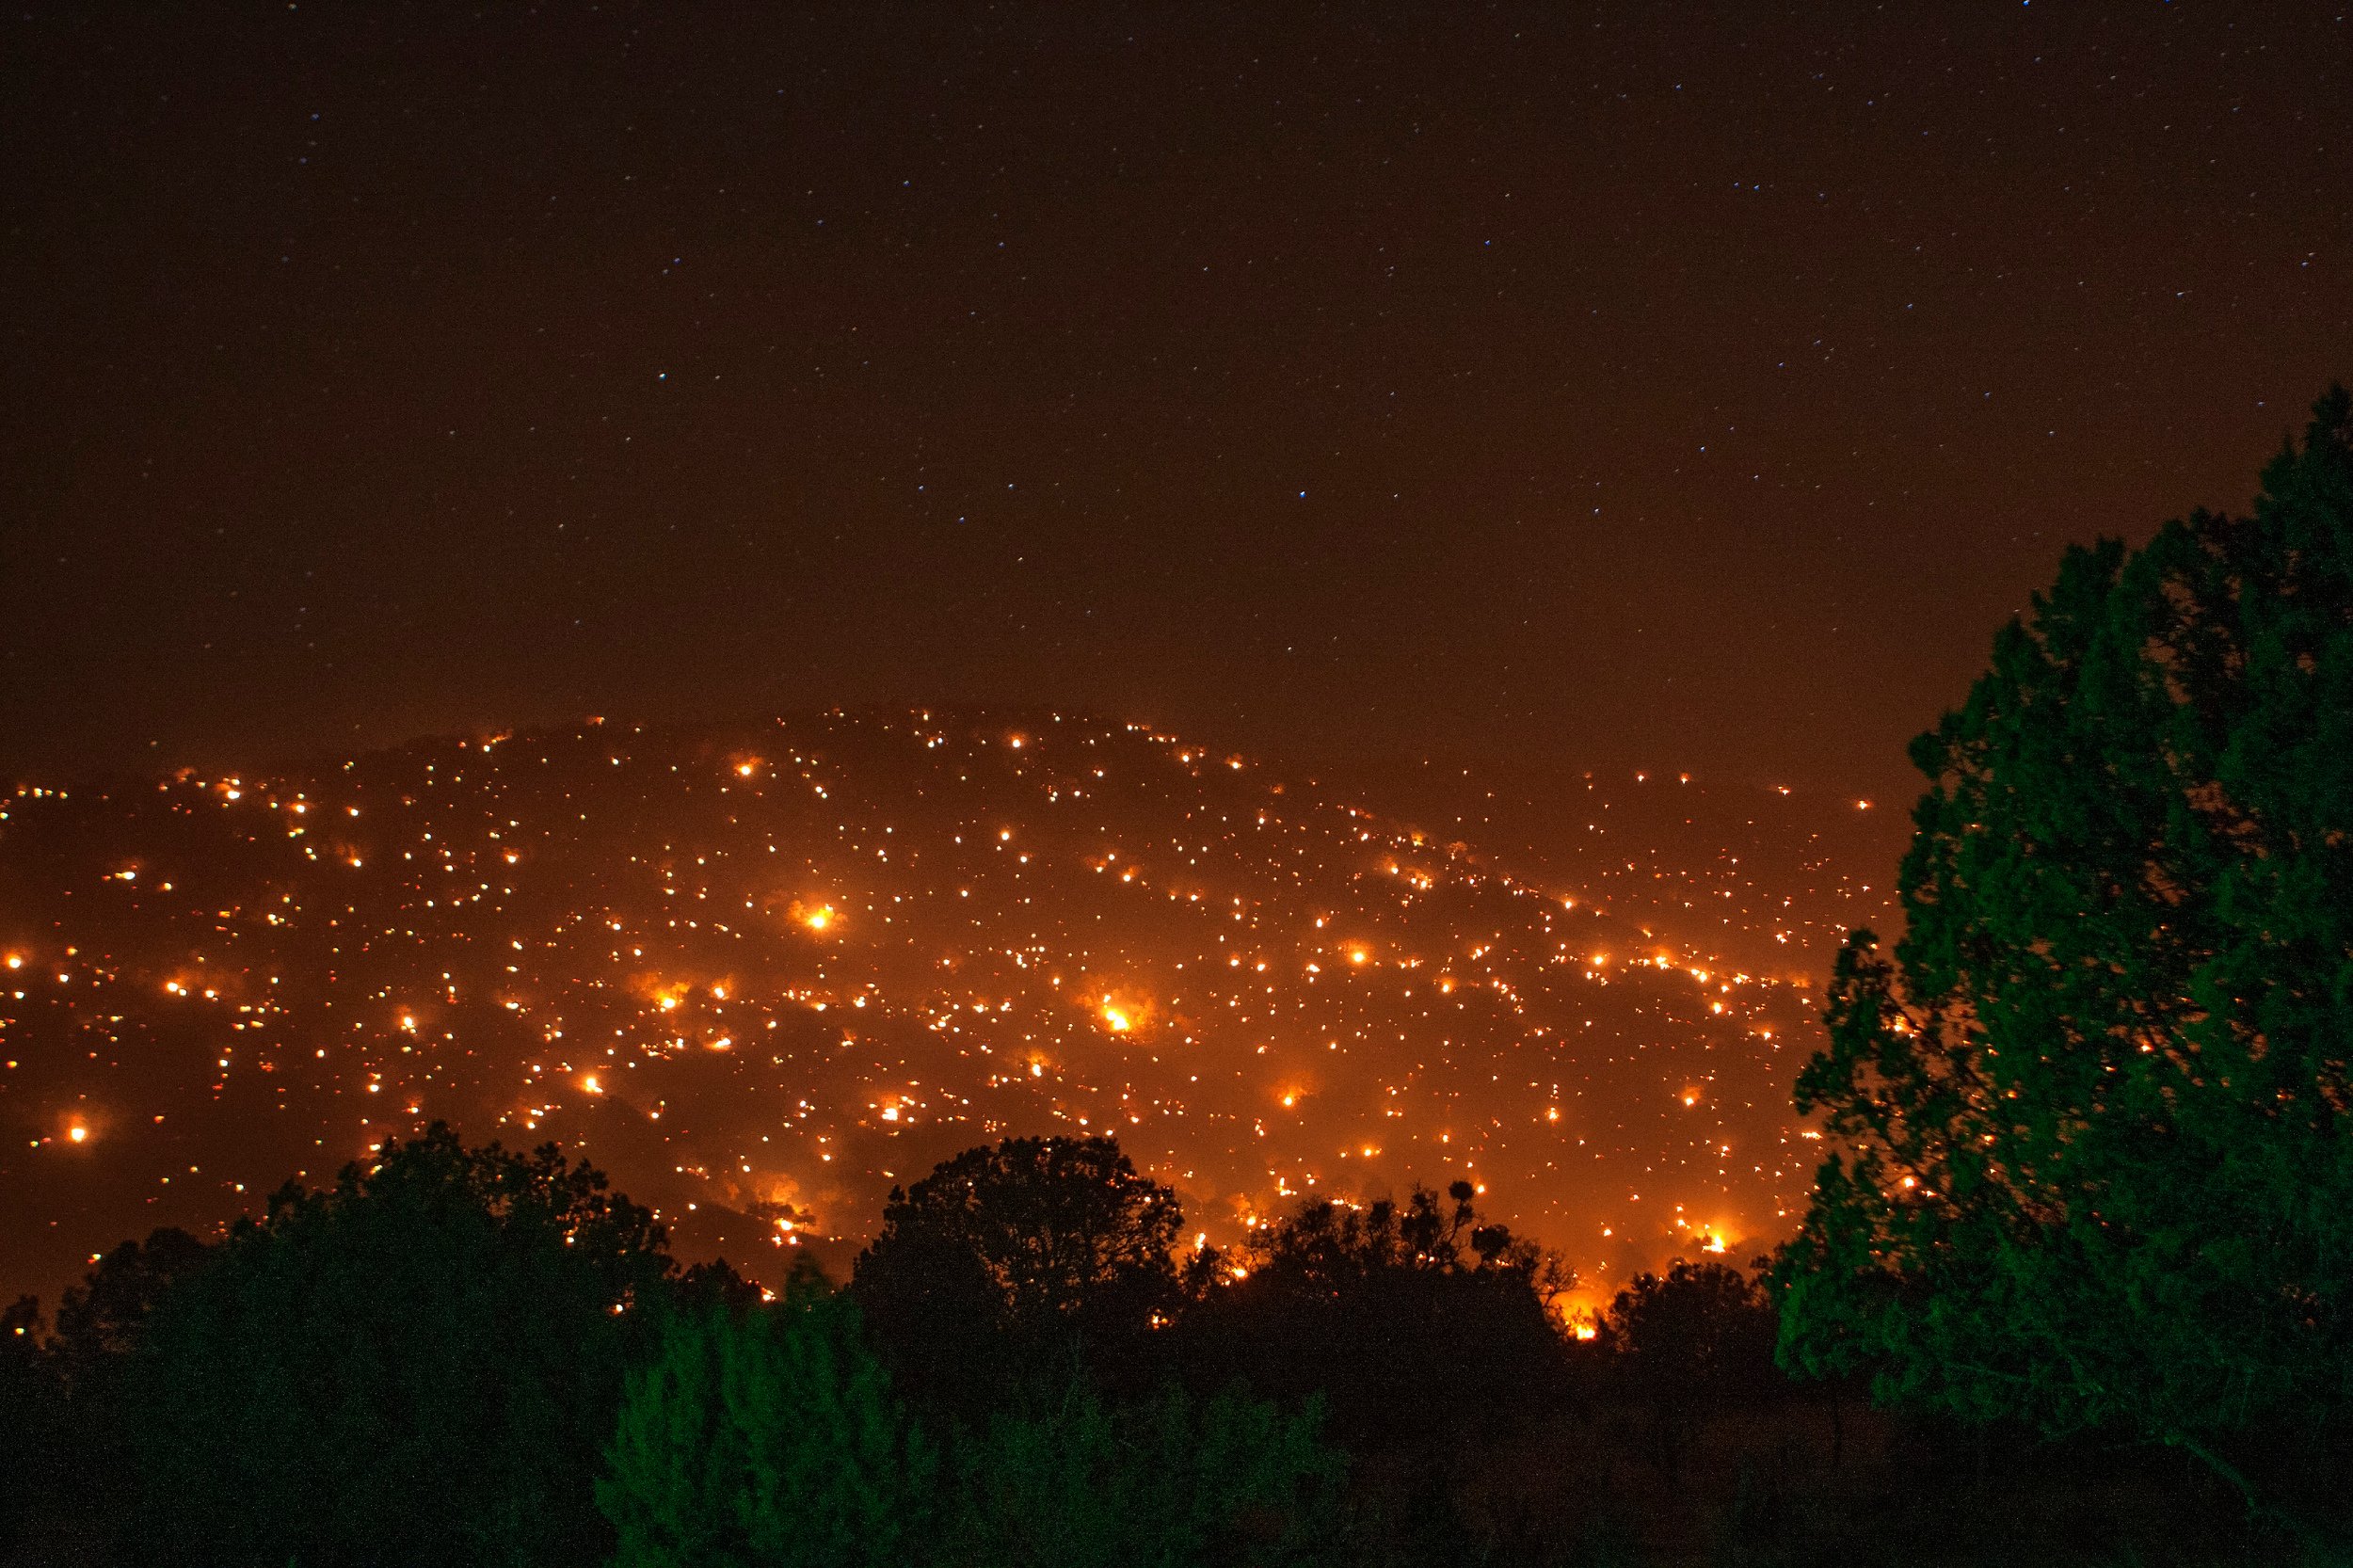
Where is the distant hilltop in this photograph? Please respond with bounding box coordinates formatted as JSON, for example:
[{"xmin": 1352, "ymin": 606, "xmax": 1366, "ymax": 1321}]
[{"xmin": 0, "ymin": 710, "xmax": 1857, "ymax": 1307}]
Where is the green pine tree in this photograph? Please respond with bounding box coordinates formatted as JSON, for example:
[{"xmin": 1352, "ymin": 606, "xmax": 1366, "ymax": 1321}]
[
  {"xmin": 600, "ymin": 1260, "xmax": 936, "ymax": 1568},
  {"xmin": 1775, "ymin": 388, "xmax": 2353, "ymax": 1526}
]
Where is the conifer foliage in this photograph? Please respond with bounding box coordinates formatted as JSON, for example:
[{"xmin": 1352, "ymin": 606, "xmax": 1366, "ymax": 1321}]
[
  {"xmin": 600, "ymin": 1264, "xmax": 936, "ymax": 1568},
  {"xmin": 1778, "ymin": 390, "xmax": 2353, "ymax": 1493}
]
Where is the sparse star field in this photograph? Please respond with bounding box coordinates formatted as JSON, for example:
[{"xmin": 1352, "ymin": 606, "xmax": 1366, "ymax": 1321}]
[{"xmin": 2, "ymin": 6, "xmax": 2345, "ymax": 803}]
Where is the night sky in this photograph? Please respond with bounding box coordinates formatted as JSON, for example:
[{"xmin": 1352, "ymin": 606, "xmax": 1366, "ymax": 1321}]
[{"xmin": 8, "ymin": 3, "xmax": 2345, "ymax": 807}]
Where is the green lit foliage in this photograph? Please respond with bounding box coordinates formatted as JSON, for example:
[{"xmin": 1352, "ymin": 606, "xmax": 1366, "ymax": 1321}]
[
  {"xmin": 1778, "ymin": 391, "xmax": 2353, "ymax": 1494},
  {"xmin": 123, "ymin": 1124, "xmax": 674, "ymax": 1567},
  {"xmin": 849, "ymin": 1135, "xmax": 1182, "ymax": 1415},
  {"xmin": 941, "ymin": 1380, "xmax": 1343, "ymax": 1568},
  {"xmin": 600, "ymin": 1260, "xmax": 936, "ymax": 1568}
]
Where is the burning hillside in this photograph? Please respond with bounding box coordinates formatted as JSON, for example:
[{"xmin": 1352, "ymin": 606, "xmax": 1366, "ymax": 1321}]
[{"xmin": 1, "ymin": 711, "xmax": 1841, "ymax": 1306}]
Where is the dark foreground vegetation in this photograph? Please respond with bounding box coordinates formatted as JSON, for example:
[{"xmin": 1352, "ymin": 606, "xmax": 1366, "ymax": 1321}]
[
  {"xmin": 4, "ymin": 392, "xmax": 2349, "ymax": 1565},
  {"xmin": 0, "ymin": 1123, "xmax": 2324, "ymax": 1568}
]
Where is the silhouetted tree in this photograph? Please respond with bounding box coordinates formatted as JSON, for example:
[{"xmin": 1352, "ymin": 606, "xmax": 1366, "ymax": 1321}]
[
  {"xmin": 850, "ymin": 1135, "xmax": 1182, "ymax": 1416},
  {"xmin": 1777, "ymin": 387, "xmax": 2353, "ymax": 1527},
  {"xmin": 1181, "ymin": 1181, "xmax": 1574, "ymax": 1456},
  {"xmin": 0, "ymin": 1295, "xmax": 59, "ymax": 1557},
  {"xmin": 675, "ymin": 1255, "xmax": 767, "ymax": 1312},
  {"xmin": 120, "ymin": 1124, "xmax": 675, "ymax": 1567},
  {"xmin": 7, "ymin": 1228, "xmax": 220, "ymax": 1545},
  {"xmin": 942, "ymin": 1379, "xmax": 1342, "ymax": 1568},
  {"xmin": 600, "ymin": 1256, "xmax": 936, "ymax": 1568},
  {"xmin": 1600, "ymin": 1259, "xmax": 1778, "ymax": 1481},
  {"xmin": 49, "ymin": 1227, "xmax": 211, "ymax": 1381}
]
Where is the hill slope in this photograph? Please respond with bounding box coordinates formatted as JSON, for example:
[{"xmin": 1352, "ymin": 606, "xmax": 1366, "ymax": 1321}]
[{"xmin": 1, "ymin": 711, "xmax": 1847, "ymax": 1307}]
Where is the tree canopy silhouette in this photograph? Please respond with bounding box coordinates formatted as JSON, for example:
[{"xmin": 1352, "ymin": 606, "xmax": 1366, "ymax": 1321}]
[
  {"xmin": 849, "ymin": 1135, "xmax": 1182, "ymax": 1414},
  {"xmin": 1181, "ymin": 1181, "xmax": 1574, "ymax": 1454},
  {"xmin": 0, "ymin": 1295, "xmax": 58, "ymax": 1553},
  {"xmin": 1601, "ymin": 1259, "xmax": 1778, "ymax": 1481},
  {"xmin": 49, "ymin": 1228, "xmax": 211, "ymax": 1381},
  {"xmin": 1776, "ymin": 388, "xmax": 2353, "ymax": 1512},
  {"xmin": 121, "ymin": 1124, "xmax": 676, "ymax": 1567}
]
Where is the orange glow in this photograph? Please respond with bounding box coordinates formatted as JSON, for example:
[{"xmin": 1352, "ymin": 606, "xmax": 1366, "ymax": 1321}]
[
  {"xmin": 1091, "ymin": 986, "xmax": 1153, "ymax": 1034},
  {"xmin": 0, "ymin": 708, "xmax": 1843, "ymax": 1309}
]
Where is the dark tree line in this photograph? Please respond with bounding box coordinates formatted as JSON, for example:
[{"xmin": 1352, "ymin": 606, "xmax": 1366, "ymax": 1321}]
[
  {"xmin": 0, "ymin": 1123, "xmax": 1796, "ymax": 1568},
  {"xmin": 0, "ymin": 1118, "xmax": 2299, "ymax": 1567}
]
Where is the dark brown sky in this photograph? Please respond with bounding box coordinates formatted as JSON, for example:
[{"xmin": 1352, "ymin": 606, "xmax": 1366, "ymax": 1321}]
[{"xmin": 5, "ymin": 2, "xmax": 2347, "ymax": 805}]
